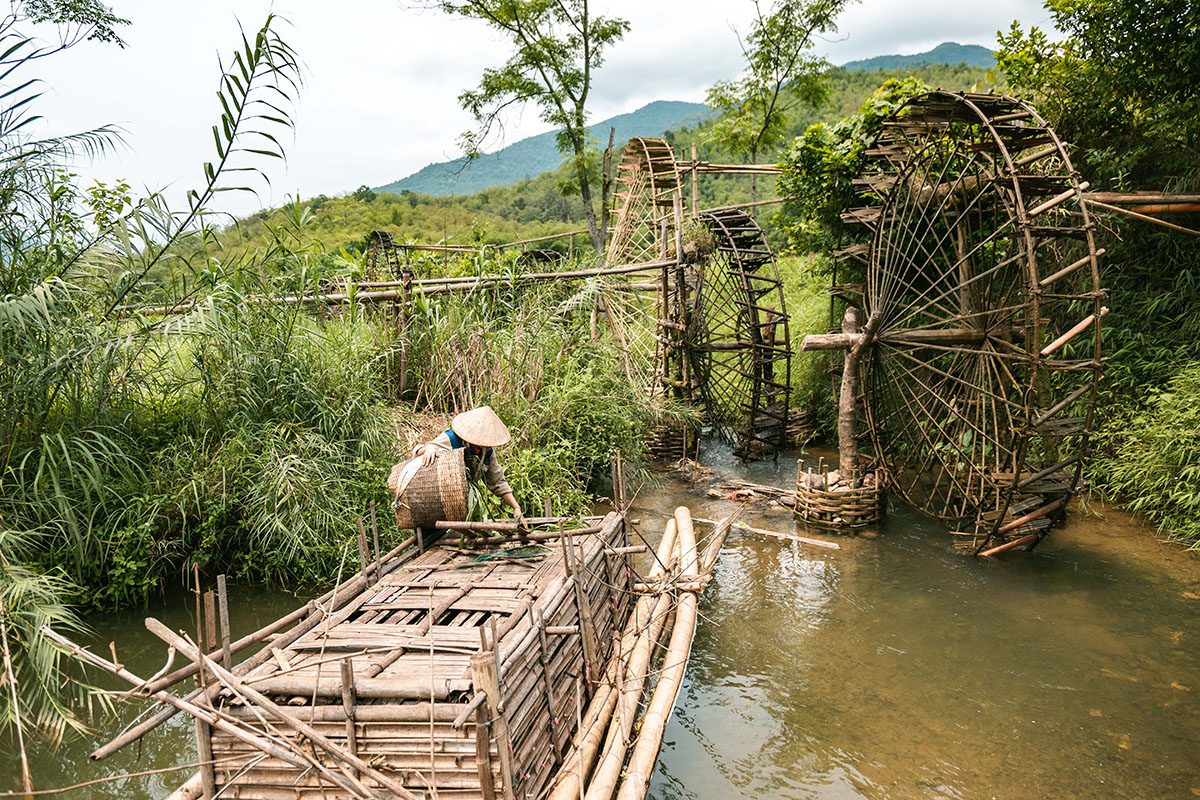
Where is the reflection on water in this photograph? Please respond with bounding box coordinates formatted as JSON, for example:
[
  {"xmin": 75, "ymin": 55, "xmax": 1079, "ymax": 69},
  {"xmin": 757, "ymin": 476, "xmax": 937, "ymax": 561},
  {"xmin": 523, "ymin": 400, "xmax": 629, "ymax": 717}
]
[
  {"xmin": 640, "ymin": 445, "xmax": 1200, "ymax": 800},
  {"xmin": 3, "ymin": 443, "xmax": 1198, "ymax": 799}
]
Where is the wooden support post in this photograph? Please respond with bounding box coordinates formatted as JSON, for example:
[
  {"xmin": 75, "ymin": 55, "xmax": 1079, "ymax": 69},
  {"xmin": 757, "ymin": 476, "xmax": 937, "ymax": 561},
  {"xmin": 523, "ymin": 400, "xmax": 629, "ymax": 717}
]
[
  {"xmin": 370, "ymin": 500, "xmax": 381, "ymax": 582},
  {"xmin": 672, "ymin": 191, "xmax": 689, "ymax": 397},
  {"xmin": 690, "ymin": 142, "xmax": 699, "ymax": 217},
  {"xmin": 355, "ymin": 518, "xmax": 369, "ymax": 584},
  {"xmin": 202, "ymin": 590, "xmax": 218, "ymax": 653},
  {"xmin": 215, "ymin": 575, "xmax": 231, "ymax": 670},
  {"xmin": 475, "ymin": 701, "xmax": 498, "ymax": 800},
  {"xmin": 398, "ymin": 271, "xmax": 411, "ymax": 397},
  {"xmin": 837, "ymin": 308, "xmax": 862, "ymax": 478},
  {"xmin": 340, "ymin": 658, "xmax": 359, "ymax": 779},
  {"xmin": 472, "ymin": 644, "xmax": 516, "ymax": 800},
  {"xmin": 190, "ymin": 609, "xmax": 217, "ymax": 800}
]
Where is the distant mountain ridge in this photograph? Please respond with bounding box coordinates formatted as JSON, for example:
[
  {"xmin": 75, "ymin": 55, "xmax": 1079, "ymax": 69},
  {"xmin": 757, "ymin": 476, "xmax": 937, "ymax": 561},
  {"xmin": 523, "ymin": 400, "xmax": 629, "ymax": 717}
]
[
  {"xmin": 375, "ymin": 100, "xmax": 711, "ymax": 198},
  {"xmin": 841, "ymin": 41, "xmax": 994, "ymax": 71},
  {"xmin": 374, "ymin": 43, "xmax": 992, "ymax": 199}
]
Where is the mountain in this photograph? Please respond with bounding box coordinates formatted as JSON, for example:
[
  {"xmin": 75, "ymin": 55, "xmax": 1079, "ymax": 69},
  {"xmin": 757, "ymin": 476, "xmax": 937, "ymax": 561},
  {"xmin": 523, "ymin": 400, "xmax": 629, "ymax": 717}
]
[
  {"xmin": 375, "ymin": 100, "xmax": 712, "ymax": 198},
  {"xmin": 841, "ymin": 42, "xmax": 994, "ymax": 72}
]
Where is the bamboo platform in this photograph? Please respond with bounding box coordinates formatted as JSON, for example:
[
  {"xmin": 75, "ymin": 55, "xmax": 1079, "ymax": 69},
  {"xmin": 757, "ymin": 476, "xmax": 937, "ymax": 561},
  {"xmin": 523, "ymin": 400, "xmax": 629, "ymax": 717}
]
[
  {"xmin": 49, "ymin": 507, "xmax": 735, "ymax": 800},
  {"xmin": 197, "ymin": 514, "xmax": 628, "ymax": 800}
]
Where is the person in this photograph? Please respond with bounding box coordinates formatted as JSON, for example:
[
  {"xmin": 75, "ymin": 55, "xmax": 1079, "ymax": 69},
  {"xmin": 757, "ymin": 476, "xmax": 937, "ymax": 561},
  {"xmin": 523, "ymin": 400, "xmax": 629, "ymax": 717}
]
[{"xmin": 414, "ymin": 405, "xmax": 528, "ymax": 531}]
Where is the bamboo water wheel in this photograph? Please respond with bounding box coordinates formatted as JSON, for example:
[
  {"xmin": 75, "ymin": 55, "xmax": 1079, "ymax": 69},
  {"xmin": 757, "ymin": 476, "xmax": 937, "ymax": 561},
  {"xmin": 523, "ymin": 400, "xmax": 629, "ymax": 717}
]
[
  {"xmin": 836, "ymin": 91, "xmax": 1104, "ymax": 552},
  {"xmin": 365, "ymin": 230, "xmax": 405, "ymax": 279},
  {"xmin": 606, "ymin": 137, "xmax": 791, "ymax": 458},
  {"xmin": 691, "ymin": 209, "xmax": 791, "ymax": 458}
]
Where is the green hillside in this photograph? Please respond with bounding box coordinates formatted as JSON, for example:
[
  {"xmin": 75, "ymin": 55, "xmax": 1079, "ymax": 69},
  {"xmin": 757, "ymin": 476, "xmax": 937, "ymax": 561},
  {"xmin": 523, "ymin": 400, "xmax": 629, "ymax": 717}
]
[
  {"xmin": 375, "ymin": 100, "xmax": 711, "ymax": 197},
  {"xmin": 842, "ymin": 41, "xmax": 994, "ymax": 71}
]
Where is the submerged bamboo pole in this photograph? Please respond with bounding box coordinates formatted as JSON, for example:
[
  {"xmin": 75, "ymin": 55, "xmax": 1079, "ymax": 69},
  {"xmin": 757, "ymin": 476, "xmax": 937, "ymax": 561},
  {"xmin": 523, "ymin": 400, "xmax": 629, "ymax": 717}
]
[{"xmin": 615, "ymin": 508, "xmax": 701, "ymax": 800}]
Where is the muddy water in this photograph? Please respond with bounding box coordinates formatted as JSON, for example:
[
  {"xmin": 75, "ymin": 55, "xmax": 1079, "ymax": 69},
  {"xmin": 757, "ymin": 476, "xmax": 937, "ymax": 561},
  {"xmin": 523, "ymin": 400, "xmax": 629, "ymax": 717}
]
[
  {"xmin": 3, "ymin": 445, "xmax": 1198, "ymax": 798},
  {"xmin": 638, "ymin": 446, "xmax": 1200, "ymax": 799}
]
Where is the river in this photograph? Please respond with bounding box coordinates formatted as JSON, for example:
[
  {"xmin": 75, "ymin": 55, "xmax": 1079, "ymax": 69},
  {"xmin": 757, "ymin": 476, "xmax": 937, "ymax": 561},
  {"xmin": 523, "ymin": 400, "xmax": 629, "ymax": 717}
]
[{"xmin": 4, "ymin": 444, "xmax": 1198, "ymax": 798}]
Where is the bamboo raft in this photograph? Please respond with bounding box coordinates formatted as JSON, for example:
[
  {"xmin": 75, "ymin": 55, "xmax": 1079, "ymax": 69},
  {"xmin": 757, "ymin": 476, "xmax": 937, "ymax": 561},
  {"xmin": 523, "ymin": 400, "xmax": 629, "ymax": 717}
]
[{"xmin": 49, "ymin": 507, "xmax": 733, "ymax": 800}]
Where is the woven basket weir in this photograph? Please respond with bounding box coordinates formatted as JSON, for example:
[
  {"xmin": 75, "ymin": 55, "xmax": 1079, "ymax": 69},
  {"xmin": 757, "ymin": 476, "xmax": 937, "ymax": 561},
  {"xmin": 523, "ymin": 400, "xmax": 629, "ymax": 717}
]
[
  {"xmin": 388, "ymin": 448, "xmax": 469, "ymax": 529},
  {"xmin": 645, "ymin": 423, "xmax": 695, "ymax": 461},
  {"xmin": 794, "ymin": 467, "xmax": 885, "ymax": 530}
]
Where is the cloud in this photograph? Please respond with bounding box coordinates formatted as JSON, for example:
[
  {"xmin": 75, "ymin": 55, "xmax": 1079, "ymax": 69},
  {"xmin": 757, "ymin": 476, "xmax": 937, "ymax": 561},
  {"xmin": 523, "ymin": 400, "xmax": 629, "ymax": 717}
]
[{"xmin": 25, "ymin": 0, "xmax": 1051, "ymax": 216}]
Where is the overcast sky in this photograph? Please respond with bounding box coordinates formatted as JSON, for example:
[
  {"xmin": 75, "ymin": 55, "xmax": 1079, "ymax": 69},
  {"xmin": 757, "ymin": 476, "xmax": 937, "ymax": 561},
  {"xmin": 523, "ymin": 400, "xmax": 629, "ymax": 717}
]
[{"xmin": 29, "ymin": 0, "xmax": 1051, "ymax": 215}]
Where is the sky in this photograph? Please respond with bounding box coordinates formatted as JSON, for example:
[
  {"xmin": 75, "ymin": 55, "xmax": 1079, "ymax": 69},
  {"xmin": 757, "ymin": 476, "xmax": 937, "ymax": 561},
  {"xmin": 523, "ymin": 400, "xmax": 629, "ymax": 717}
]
[{"xmin": 28, "ymin": 0, "xmax": 1051, "ymax": 216}]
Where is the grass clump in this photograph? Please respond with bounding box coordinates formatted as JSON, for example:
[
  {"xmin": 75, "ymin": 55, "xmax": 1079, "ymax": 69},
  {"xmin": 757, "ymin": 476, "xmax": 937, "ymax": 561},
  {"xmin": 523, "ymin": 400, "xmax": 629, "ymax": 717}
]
[{"xmin": 1090, "ymin": 361, "xmax": 1200, "ymax": 549}]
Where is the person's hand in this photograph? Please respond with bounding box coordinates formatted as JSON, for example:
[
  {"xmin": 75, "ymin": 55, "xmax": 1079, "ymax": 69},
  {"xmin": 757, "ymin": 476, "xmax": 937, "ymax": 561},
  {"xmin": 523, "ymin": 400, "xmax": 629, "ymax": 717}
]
[
  {"xmin": 514, "ymin": 508, "xmax": 530, "ymax": 535},
  {"xmin": 418, "ymin": 447, "xmax": 437, "ymax": 467}
]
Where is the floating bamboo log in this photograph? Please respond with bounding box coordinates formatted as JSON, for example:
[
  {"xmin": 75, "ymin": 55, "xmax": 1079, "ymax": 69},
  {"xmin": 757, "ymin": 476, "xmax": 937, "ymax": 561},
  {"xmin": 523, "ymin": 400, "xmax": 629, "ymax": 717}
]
[
  {"xmin": 615, "ymin": 507, "xmax": 701, "ymax": 800},
  {"xmin": 692, "ymin": 516, "xmax": 841, "ymax": 550},
  {"xmin": 583, "ymin": 521, "xmax": 678, "ymax": 800},
  {"xmin": 546, "ymin": 514, "xmax": 682, "ymax": 800}
]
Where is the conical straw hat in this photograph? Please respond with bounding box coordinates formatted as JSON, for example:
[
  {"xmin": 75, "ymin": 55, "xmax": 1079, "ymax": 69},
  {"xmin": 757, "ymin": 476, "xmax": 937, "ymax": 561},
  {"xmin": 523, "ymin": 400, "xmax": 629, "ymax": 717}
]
[{"xmin": 451, "ymin": 406, "xmax": 511, "ymax": 448}]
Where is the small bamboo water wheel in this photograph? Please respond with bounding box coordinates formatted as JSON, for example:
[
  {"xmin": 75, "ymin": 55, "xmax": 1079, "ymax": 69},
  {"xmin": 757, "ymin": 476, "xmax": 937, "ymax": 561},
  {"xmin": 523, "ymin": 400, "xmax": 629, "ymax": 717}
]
[
  {"xmin": 822, "ymin": 91, "xmax": 1105, "ymax": 552},
  {"xmin": 607, "ymin": 137, "xmax": 791, "ymax": 459}
]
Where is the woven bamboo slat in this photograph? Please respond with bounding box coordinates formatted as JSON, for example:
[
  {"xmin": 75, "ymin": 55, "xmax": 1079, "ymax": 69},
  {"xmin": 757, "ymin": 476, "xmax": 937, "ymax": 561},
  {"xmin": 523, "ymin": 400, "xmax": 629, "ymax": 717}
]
[{"xmin": 794, "ymin": 468, "xmax": 886, "ymax": 530}]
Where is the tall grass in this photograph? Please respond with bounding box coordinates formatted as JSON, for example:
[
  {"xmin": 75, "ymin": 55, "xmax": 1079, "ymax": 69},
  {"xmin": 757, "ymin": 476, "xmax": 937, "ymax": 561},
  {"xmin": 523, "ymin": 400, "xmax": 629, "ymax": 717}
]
[
  {"xmin": 1091, "ymin": 361, "xmax": 1200, "ymax": 549},
  {"xmin": 404, "ymin": 277, "xmax": 693, "ymax": 516}
]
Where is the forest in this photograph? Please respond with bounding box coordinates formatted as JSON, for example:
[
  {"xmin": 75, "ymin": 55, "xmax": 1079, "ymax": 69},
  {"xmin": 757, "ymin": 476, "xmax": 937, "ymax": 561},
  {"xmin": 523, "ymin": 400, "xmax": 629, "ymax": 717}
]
[{"xmin": 0, "ymin": 0, "xmax": 1197, "ymax": 792}]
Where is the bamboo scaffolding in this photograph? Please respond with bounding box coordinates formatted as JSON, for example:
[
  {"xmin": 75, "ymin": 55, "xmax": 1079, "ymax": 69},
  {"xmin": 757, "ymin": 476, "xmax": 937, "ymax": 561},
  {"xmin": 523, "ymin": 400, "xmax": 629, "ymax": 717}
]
[{"xmin": 89, "ymin": 538, "xmax": 415, "ymax": 760}]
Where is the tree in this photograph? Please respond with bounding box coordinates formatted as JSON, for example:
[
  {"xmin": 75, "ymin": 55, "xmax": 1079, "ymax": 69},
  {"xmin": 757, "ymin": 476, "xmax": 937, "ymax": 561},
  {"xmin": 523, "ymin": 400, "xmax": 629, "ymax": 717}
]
[
  {"xmin": 996, "ymin": 0, "xmax": 1200, "ymax": 189},
  {"xmin": 777, "ymin": 76, "xmax": 928, "ymax": 257},
  {"xmin": 432, "ymin": 0, "xmax": 628, "ymax": 253},
  {"xmin": 705, "ymin": 0, "xmax": 851, "ymax": 199}
]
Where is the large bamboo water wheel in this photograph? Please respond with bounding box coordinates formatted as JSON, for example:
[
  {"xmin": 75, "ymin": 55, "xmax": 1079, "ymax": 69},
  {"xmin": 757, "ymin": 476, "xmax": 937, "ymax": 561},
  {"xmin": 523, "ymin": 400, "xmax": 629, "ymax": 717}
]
[
  {"xmin": 836, "ymin": 91, "xmax": 1104, "ymax": 552},
  {"xmin": 607, "ymin": 138, "xmax": 791, "ymax": 458},
  {"xmin": 606, "ymin": 137, "xmax": 682, "ymax": 265}
]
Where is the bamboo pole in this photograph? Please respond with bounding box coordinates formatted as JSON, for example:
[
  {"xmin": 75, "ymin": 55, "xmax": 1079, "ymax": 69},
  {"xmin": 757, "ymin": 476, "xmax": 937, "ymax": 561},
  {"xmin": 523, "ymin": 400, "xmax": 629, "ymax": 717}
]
[
  {"xmin": 583, "ymin": 564, "xmax": 674, "ymax": 800},
  {"xmin": 615, "ymin": 508, "xmax": 700, "ymax": 800},
  {"xmin": 216, "ymin": 575, "xmax": 231, "ymax": 669},
  {"xmin": 692, "ymin": 517, "xmax": 841, "ymax": 550},
  {"xmin": 547, "ymin": 515, "xmax": 681, "ymax": 800}
]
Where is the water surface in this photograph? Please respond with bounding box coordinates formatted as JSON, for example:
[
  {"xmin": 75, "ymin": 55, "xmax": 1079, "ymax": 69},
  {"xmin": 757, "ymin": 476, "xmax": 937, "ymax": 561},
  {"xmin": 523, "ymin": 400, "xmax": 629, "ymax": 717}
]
[
  {"xmin": 640, "ymin": 447, "xmax": 1199, "ymax": 799},
  {"xmin": 3, "ymin": 447, "xmax": 1197, "ymax": 798}
]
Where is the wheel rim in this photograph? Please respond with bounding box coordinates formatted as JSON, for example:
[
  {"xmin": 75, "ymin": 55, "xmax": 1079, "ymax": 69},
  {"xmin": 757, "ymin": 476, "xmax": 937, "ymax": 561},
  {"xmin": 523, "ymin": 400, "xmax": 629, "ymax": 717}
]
[{"xmin": 846, "ymin": 92, "xmax": 1103, "ymax": 547}]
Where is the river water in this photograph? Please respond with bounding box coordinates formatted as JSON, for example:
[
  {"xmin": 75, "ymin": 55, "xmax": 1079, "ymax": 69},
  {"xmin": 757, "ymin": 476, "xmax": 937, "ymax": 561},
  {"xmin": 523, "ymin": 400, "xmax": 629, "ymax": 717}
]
[{"xmin": 3, "ymin": 445, "xmax": 1198, "ymax": 798}]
